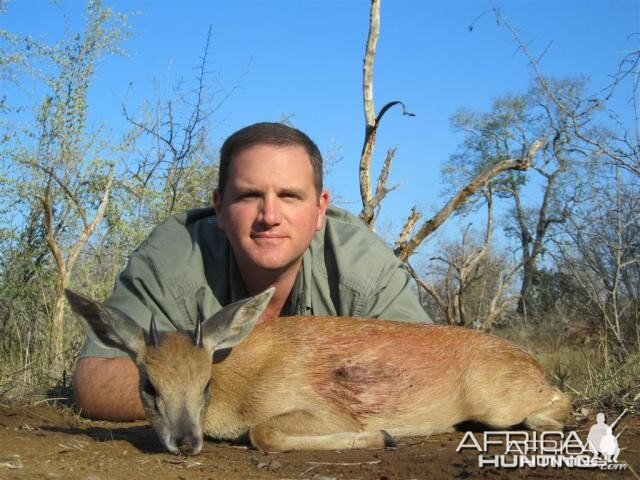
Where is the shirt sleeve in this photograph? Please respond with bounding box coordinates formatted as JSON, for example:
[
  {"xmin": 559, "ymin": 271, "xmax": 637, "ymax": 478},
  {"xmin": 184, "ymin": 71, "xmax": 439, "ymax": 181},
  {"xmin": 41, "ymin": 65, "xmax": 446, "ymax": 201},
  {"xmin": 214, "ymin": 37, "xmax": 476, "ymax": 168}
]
[
  {"xmin": 78, "ymin": 335, "xmax": 129, "ymax": 359},
  {"xmin": 77, "ymin": 210, "xmax": 224, "ymax": 359},
  {"xmin": 317, "ymin": 207, "xmax": 431, "ymax": 323},
  {"xmin": 77, "ymin": 257, "xmax": 157, "ymax": 358},
  {"xmin": 361, "ymin": 260, "xmax": 432, "ymax": 323},
  {"xmin": 78, "ymin": 242, "xmax": 183, "ymax": 359}
]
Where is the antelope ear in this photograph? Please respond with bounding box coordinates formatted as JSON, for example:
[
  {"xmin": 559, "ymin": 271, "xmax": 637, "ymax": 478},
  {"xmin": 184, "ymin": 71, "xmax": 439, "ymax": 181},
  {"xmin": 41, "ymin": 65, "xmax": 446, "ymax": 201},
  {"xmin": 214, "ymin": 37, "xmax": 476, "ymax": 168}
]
[
  {"xmin": 65, "ymin": 289, "xmax": 146, "ymax": 359},
  {"xmin": 202, "ymin": 288, "xmax": 274, "ymax": 351}
]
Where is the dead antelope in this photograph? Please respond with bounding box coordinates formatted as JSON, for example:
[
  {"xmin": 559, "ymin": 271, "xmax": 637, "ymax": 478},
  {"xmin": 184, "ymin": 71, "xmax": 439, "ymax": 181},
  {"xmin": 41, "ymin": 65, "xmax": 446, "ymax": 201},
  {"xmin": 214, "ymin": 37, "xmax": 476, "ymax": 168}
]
[{"xmin": 66, "ymin": 288, "xmax": 571, "ymax": 455}]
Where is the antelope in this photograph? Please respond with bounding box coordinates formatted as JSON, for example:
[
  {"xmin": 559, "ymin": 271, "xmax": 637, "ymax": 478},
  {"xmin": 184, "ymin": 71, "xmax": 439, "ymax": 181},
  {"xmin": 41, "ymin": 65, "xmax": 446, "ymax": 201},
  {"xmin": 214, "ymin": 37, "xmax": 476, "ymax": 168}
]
[{"xmin": 65, "ymin": 288, "xmax": 571, "ymax": 456}]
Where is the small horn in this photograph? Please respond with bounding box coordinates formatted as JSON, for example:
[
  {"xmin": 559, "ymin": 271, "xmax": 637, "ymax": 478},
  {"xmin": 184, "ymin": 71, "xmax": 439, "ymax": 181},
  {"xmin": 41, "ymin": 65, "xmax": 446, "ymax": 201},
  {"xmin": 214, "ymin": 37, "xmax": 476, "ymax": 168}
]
[
  {"xmin": 194, "ymin": 317, "xmax": 203, "ymax": 347},
  {"xmin": 149, "ymin": 315, "xmax": 160, "ymax": 348},
  {"xmin": 194, "ymin": 286, "xmax": 205, "ymax": 348}
]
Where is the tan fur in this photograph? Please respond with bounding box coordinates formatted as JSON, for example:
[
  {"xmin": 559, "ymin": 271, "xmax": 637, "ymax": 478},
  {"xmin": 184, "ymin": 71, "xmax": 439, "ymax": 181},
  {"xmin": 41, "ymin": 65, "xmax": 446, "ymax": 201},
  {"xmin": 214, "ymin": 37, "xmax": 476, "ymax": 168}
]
[
  {"xmin": 66, "ymin": 287, "xmax": 572, "ymax": 454},
  {"xmin": 143, "ymin": 317, "xmax": 571, "ymax": 453}
]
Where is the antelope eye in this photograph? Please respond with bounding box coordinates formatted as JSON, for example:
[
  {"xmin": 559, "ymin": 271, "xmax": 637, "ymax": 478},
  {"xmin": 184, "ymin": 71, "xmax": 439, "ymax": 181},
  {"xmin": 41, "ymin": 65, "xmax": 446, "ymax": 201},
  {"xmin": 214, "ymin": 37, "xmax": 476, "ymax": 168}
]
[{"xmin": 142, "ymin": 379, "xmax": 158, "ymax": 398}]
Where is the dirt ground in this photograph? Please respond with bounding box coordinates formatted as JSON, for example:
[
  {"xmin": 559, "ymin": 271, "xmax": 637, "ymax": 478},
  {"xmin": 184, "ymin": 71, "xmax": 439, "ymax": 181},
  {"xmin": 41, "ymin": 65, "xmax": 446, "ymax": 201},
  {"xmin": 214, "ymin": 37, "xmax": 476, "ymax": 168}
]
[{"xmin": 0, "ymin": 403, "xmax": 638, "ymax": 480}]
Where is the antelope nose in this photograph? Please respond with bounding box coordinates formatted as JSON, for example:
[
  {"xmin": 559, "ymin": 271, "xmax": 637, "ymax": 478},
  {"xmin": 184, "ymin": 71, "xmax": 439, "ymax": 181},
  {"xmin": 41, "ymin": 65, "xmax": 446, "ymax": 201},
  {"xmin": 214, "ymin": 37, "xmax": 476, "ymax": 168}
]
[{"xmin": 176, "ymin": 435, "xmax": 199, "ymax": 456}]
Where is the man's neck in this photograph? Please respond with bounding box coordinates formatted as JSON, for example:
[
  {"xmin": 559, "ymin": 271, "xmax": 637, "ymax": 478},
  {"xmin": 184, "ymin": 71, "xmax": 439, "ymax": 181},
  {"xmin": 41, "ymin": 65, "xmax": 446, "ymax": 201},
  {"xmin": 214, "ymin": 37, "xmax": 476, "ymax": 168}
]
[{"xmin": 238, "ymin": 259, "xmax": 302, "ymax": 322}]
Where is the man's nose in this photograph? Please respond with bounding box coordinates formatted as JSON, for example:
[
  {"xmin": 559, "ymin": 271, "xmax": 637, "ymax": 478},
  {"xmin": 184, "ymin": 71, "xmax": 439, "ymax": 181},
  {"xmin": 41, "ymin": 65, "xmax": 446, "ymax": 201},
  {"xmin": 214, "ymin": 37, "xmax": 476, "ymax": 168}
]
[{"xmin": 259, "ymin": 195, "xmax": 282, "ymax": 226}]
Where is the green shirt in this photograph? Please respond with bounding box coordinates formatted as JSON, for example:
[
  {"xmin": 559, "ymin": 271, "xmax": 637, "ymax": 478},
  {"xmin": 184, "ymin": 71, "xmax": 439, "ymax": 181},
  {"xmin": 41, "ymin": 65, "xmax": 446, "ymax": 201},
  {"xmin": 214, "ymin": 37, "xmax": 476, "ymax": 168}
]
[{"xmin": 80, "ymin": 206, "xmax": 430, "ymax": 358}]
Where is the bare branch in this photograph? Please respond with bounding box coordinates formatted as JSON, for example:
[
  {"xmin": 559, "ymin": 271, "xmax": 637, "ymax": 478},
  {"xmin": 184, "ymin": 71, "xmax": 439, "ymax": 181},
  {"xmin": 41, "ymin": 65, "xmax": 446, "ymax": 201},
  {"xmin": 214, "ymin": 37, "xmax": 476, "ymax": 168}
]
[
  {"xmin": 362, "ymin": 0, "xmax": 379, "ymax": 129},
  {"xmin": 19, "ymin": 158, "xmax": 89, "ymax": 229},
  {"xmin": 406, "ymin": 262, "xmax": 449, "ymax": 321},
  {"xmin": 493, "ymin": 7, "xmax": 640, "ymax": 177},
  {"xmin": 461, "ymin": 190, "xmax": 494, "ymax": 280},
  {"xmin": 67, "ymin": 164, "xmax": 115, "ymax": 271},
  {"xmin": 39, "ymin": 181, "xmax": 65, "ymax": 275},
  {"xmin": 359, "ymin": 0, "xmax": 379, "ymax": 229},
  {"xmin": 394, "ymin": 138, "xmax": 543, "ymax": 261},
  {"xmin": 358, "ymin": 0, "xmax": 414, "ymax": 229},
  {"xmin": 395, "ymin": 206, "xmax": 421, "ymax": 252},
  {"xmin": 367, "ymin": 147, "xmax": 400, "ymax": 212},
  {"xmin": 482, "ymin": 266, "xmax": 521, "ymax": 331}
]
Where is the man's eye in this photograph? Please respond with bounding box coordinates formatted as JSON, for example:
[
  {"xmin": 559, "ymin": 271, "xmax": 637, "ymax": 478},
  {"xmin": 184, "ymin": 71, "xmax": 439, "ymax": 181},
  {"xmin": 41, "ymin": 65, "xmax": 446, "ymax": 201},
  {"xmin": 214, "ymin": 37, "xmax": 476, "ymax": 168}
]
[
  {"xmin": 281, "ymin": 192, "xmax": 302, "ymax": 201},
  {"xmin": 238, "ymin": 192, "xmax": 260, "ymax": 201}
]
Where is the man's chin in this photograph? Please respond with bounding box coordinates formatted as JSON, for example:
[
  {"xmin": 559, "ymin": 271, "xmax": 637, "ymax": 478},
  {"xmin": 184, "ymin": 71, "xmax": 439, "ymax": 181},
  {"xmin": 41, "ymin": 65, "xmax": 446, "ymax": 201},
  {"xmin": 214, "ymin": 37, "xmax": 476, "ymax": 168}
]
[
  {"xmin": 251, "ymin": 255, "xmax": 302, "ymax": 275},
  {"xmin": 254, "ymin": 261, "xmax": 295, "ymax": 273}
]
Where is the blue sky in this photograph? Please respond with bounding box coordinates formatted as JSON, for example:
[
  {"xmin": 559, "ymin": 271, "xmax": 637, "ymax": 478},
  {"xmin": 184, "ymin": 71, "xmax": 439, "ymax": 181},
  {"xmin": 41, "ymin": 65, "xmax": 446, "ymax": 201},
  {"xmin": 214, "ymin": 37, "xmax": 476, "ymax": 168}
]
[{"xmin": 3, "ymin": 0, "xmax": 639, "ymax": 252}]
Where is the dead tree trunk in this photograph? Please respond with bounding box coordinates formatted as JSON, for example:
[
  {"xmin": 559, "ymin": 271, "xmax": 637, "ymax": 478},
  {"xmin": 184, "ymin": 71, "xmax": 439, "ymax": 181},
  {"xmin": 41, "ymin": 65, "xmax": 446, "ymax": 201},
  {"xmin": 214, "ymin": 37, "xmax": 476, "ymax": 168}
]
[{"xmin": 39, "ymin": 165, "xmax": 115, "ymax": 376}]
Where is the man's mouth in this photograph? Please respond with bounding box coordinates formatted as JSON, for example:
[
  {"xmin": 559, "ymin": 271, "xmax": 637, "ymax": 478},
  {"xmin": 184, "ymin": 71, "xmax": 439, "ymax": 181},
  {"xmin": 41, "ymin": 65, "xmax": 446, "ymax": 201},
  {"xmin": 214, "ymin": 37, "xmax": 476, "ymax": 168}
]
[{"xmin": 251, "ymin": 233, "xmax": 287, "ymax": 242}]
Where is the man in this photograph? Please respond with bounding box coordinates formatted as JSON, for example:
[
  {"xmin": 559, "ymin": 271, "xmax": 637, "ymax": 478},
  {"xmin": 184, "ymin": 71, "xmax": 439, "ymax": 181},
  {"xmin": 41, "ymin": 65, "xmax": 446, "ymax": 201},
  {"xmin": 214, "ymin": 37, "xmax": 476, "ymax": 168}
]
[
  {"xmin": 73, "ymin": 122, "xmax": 430, "ymax": 421},
  {"xmin": 586, "ymin": 413, "xmax": 610, "ymax": 459}
]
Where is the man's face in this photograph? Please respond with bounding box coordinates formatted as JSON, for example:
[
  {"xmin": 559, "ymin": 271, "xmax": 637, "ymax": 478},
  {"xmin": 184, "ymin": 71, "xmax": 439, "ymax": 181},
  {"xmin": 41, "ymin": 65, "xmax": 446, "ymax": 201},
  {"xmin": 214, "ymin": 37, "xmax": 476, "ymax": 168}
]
[{"xmin": 214, "ymin": 144, "xmax": 329, "ymax": 276}]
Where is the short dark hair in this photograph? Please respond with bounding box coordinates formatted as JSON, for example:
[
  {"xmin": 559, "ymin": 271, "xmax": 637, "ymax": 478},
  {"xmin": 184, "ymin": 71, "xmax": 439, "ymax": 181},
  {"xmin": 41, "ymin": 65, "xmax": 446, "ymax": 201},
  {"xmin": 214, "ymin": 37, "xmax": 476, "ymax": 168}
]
[{"xmin": 217, "ymin": 122, "xmax": 323, "ymax": 197}]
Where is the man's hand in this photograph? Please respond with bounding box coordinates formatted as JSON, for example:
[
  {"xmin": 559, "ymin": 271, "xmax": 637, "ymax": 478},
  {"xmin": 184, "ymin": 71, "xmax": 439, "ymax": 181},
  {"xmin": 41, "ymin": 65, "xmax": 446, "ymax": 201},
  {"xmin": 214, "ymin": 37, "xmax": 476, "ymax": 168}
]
[{"xmin": 73, "ymin": 357, "xmax": 145, "ymax": 421}]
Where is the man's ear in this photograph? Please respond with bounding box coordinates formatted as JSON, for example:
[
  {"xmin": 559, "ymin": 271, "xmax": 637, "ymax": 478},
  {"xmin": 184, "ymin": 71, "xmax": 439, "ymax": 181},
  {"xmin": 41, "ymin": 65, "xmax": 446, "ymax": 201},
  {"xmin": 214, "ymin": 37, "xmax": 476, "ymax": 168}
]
[
  {"xmin": 316, "ymin": 190, "xmax": 330, "ymax": 231},
  {"xmin": 213, "ymin": 189, "xmax": 225, "ymax": 229},
  {"xmin": 202, "ymin": 288, "xmax": 275, "ymax": 351}
]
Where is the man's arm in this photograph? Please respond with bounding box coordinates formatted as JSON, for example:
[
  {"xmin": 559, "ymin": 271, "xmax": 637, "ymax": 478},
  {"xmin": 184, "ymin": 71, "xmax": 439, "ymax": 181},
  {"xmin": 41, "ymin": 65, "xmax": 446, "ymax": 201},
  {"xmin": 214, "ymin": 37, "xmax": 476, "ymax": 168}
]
[
  {"xmin": 72, "ymin": 214, "xmax": 193, "ymax": 420},
  {"xmin": 73, "ymin": 357, "xmax": 145, "ymax": 421},
  {"xmin": 365, "ymin": 262, "xmax": 432, "ymax": 323},
  {"xmin": 320, "ymin": 206, "xmax": 431, "ymax": 323}
]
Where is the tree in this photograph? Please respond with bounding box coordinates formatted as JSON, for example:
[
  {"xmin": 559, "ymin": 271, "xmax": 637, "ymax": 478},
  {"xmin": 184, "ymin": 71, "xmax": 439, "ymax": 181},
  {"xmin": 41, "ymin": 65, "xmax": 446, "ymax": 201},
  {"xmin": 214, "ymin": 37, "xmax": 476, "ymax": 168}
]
[
  {"xmin": 442, "ymin": 78, "xmax": 597, "ymax": 318},
  {"xmin": 412, "ymin": 191, "xmax": 520, "ymax": 328},
  {"xmin": 121, "ymin": 27, "xmax": 221, "ymax": 220},
  {"xmin": 552, "ymin": 165, "xmax": 639, "ymax": 352},
  {"xmin": 357, "ymin": 0, "xmax": 541, "ymax": 268},
  {"xmin": 109, "ymin": 26, "xmax": 222, "ymax": 270},
  {"xmin": 0, "ymin": 0, "xmax": 128, "ymax": 376},
  {"xmin": 493, "ymin": 7, "xmax": 639, "ymax": 179},
  {"xmin": 1, "ymin": 4, "xmax": 226, "ymax": 387},
  {"xmin": 491, "ymin": 7, "xmax": 640, "ymax": 347}
]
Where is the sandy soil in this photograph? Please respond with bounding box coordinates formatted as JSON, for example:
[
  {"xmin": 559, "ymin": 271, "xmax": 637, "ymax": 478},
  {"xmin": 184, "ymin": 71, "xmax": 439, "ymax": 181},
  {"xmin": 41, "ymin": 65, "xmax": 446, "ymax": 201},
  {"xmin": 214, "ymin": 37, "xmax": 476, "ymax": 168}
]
[{"xmin": 0, "ymin": 404, "xmax": 638, "ymax": 480}]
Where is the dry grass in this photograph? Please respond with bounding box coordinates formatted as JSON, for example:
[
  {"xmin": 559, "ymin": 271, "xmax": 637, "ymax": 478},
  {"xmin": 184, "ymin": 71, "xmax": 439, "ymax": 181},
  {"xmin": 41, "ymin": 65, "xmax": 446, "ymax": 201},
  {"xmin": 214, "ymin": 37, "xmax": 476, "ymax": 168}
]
[
  {"xmin": 494, "ymin": 321, "xmax": 640, "ymax": 413},
  {"xmin": 540, "ymin": 346, "xmax": 640, "ymax": 411},
  {"xmin": 2, "ymin": 313, "xmax": 638, "ymax": 416}
]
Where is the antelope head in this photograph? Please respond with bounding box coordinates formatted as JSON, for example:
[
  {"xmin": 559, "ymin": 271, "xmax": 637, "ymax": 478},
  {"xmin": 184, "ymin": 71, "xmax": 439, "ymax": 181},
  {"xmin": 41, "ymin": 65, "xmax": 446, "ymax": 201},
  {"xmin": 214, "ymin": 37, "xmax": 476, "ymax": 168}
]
[{"xmin": 66, "ymin": 288, "xmax": 273, "ymax": 455}]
